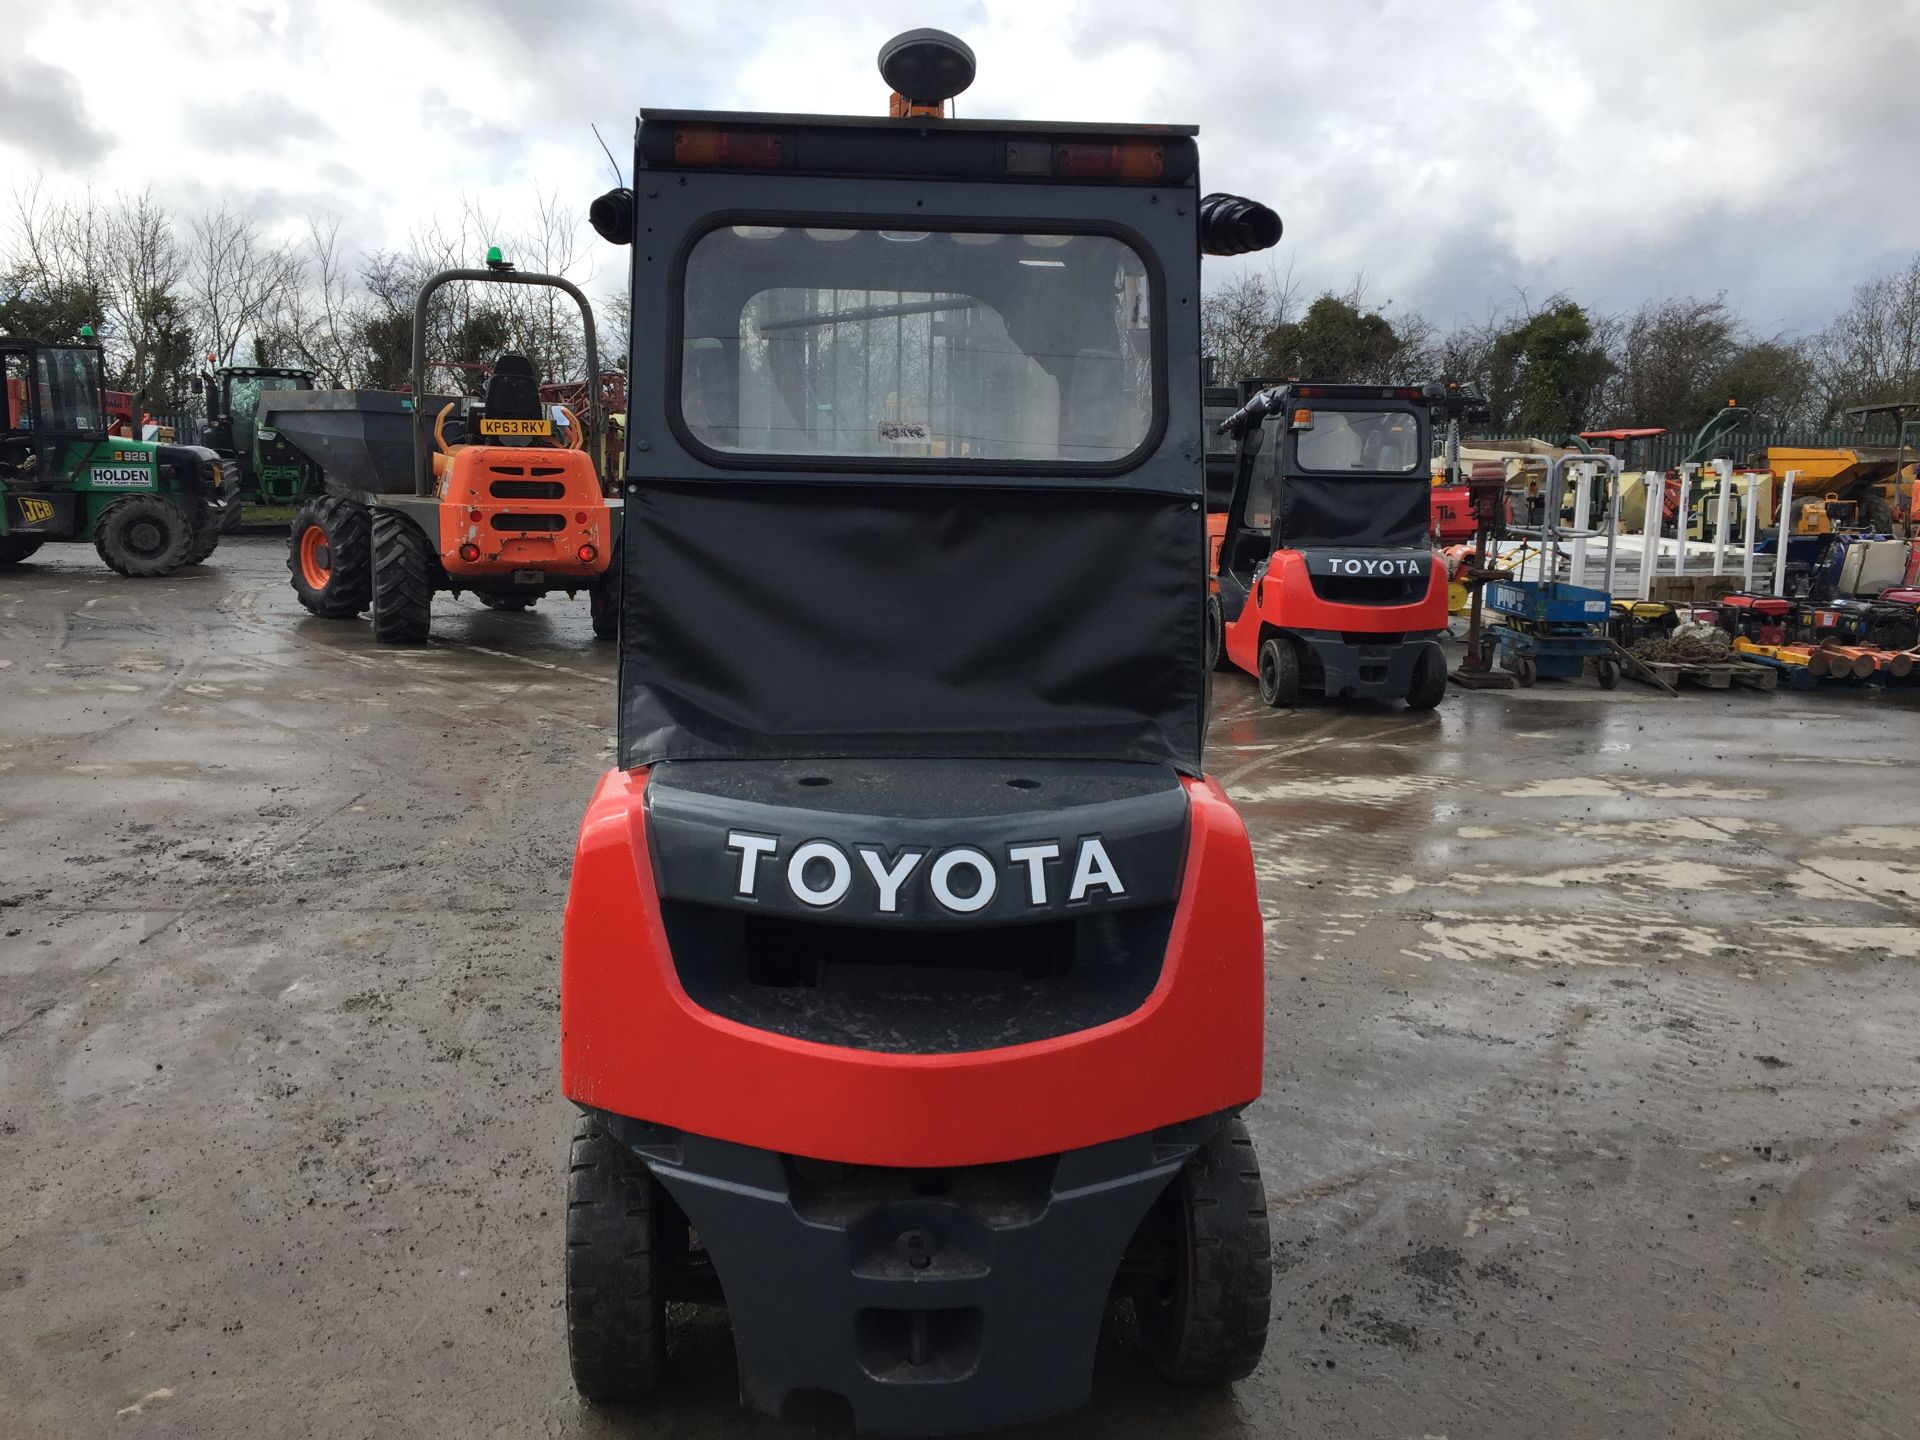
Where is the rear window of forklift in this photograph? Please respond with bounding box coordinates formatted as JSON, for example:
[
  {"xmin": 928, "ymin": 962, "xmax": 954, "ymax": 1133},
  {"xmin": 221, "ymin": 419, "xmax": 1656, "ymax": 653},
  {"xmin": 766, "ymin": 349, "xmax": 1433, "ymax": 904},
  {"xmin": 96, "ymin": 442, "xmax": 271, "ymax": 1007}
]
[
  {"xmin": 1293, "ymin": 408, "xmax": 1422, "ymax": 475},
  {"xmin": 677, "ymin": 224, "xmax": 1158, "ymax": 469}
]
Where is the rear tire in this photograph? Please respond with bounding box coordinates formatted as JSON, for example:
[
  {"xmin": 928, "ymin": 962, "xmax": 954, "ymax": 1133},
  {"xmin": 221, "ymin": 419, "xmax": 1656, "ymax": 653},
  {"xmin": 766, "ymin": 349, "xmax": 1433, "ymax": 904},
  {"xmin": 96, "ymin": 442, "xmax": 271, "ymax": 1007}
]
[
  {"xmin": 567, "ymin": 1115, "xmax": 667, "ymax": 1402},
  {"xmin": 94, "ymin": 495, "xmax": 192, "ymax": 577},
  {"xmin": 1256, "ymin": 635, "xmax": 1299, "ymax": 708},
  {"xmin": 218, "ymin": 496, "xmax": 247, "ymax": 533},
  {"xmin": 590, "ymin": 550, "xmax": 620, "ymax": 642},
  {"xmin": 1406, "ymin": 640, "xmax": 1447, "ymax": 710},
  {"xmin": 288, "ymin": 497, "xmax": 372, "ymax": 617},
  {"xmin": 1206, "ymin": 593, "xmax": 1230, "ymax": 672},
  {"xmin": 0, "ymin": 534, "xmax": 46, "ymax": 565},
  {"xmin": 370, "ymin": 510, "xmax": 436, "ymax": 644},
  {"xmin": 1139, "ymin": 1116, "xmax": 1272, "ymax": 1386}
]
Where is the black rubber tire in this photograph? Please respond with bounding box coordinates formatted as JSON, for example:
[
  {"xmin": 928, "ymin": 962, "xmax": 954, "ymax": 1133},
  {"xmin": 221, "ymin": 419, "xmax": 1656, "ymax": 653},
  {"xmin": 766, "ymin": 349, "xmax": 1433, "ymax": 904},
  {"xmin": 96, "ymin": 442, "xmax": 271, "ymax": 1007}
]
[
  {"xmin": 94, "ymin": 494, "xmax": 192, "ymax": 577},
  {"xmin": 590, "ymin": 552, "xmax": 620, "ymax": 642},
  {"xmin": 1406, "ymin": 640, "xmax": 1447, "ymax": 710},
  {"xmin": 1596, "ymin": 657, "xmax": 1622, "ymax": 690},
  {"xmin": 287, "ymin": 497, "xmax": 372, "ymax": 618},
  {"xmin": 218, "ymin": 495, "xmax": 247, "ymax": 533},
  {"xmin": 475, "ymin": 591, "xmax": 536, "ymax": 612},
  {"xmin": 1139, "ymin": 1116, "xmax": 1272, "ymax": 1386},
  {"xmin": 1206, "ymin": 592, "xmax": 1230, "ymax": 672},
  {"xmin": 1863, "ymin": 492, "xmax": 1895, "ymax": 535},
  {"xmin": 183, "ymin": 508, "xmax": 221, "ymax": 567},
  {"xmin": 0, "ymin": 534, "xmax": 46, "ymax": 565},
  {"xmin": 567, "ymin": 1115, "xmax": 667, "ymax": 1402},
  {"xmin": 370, "ymin": 510, "xmax": 437, "ymax": 643},
  {"xmin": 1515, "ymin": 655, "xmax": 1538, "ymax": 687},
  {"xmin": 1256, "ymin": 635, "xmax": 1299, "ymax": 708}
]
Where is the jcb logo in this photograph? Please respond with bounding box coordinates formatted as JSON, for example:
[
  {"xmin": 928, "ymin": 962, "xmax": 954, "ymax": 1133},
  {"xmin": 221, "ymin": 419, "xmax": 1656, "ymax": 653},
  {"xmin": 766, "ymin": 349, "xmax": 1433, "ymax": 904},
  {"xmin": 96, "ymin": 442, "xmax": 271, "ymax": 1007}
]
[{"xmin": 19, "ymin": 497, "xmax": 55, "ymax": 524}]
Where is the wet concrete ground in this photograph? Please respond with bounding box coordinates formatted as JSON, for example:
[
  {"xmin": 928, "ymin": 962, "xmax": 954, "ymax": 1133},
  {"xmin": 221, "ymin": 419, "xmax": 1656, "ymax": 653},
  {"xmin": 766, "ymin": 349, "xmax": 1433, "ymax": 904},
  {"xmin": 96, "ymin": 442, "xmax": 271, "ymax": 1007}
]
[{"xmin": 3, "ymin": 536, "xmax": 1918, "ymax": 1439}]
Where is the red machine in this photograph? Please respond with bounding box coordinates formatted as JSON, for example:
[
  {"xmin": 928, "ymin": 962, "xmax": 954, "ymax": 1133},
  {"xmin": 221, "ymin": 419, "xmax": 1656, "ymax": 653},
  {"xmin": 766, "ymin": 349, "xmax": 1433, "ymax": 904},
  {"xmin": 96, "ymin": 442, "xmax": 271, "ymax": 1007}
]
[
  {"xmin": 1214, "ymin": 382, "xmax": 1451, "ymax": 708},
  {"xmin": 560, "ymin": 29, "xmax": 1282, "ymax": 1433}
]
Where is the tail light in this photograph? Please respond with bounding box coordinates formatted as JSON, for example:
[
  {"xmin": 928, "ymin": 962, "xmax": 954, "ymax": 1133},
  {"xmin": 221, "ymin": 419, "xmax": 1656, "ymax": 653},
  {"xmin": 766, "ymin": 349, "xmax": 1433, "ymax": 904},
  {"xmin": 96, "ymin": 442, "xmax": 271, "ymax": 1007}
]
[
  {"xmin": 574, "ymin": 511, "xmax": 588, "ymax": 524},
  {"xmin": 459, "ymin": 543, "xmax": 481, "ymax": 562},
  {"xmin": 577, "ymin": 543, "xmax": 598, "ymax": 564},
  {"xmin": 675, "ymin": 127, "xmax": 785, "ymax": 168},
  {"xmin": 1054, "ymin": 141, "xmax": 1163, "ymax": 180}
]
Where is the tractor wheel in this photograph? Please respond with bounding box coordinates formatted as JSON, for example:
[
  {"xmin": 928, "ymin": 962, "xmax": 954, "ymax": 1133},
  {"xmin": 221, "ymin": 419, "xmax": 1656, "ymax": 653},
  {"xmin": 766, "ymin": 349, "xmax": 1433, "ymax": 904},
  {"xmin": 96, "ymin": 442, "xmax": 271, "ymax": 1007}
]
[
  {"xmin": 0, "ymin": 534, "xmax": 45, "ymax": 566},
  {"xmin": 1256, "ymin": 636, "xmax": 1299, "ymax": 708},
  {"xmin": 287, "ymin": 497, "xmax": 372, "ymax": 617},
  {"xmin": 475, "ymin": 591, "xmax": 535, "ymax": 612},
  {"xmin": 94, "ymin": 495, "xmax": 192, "ymax": 577},
  {"xmin": 1206, "ymin": 593, "xmax": 1230, "ymax": 672},
  {"xmin": 1596, "ymin": 657, "xmax": 1622, "ymax": 690},
  {"xmin": 590, "ymin": 555, "xmax": 620, "ymax": 642},
  {"xmin": 1139, "ymin": 1116, "xmax": 1272, "ymax": 1387},
  {"xmin": 1406, "ymin": 640, "xmax": 1447, "ymax": 711},
  {"xmin": 566, "ymin": 1115, "xmax": 667, "ymax": 1402},
  {"xmin": 182, "ymin": 508, "xmax": 221, "ymax": 567},
  {"xmin": 218, "ymin": 496, "xmax": 247, "ymax": 533},
  {"xmin": 370, "ymin": 510, "xmax": 437, "ymax": 644}
]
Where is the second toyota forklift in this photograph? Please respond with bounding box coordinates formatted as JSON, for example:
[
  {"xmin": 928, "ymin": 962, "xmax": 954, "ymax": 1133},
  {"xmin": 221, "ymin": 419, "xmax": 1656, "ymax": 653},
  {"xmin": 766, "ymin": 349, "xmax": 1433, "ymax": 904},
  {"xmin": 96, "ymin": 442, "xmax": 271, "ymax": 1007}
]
[{"xmin": 1216, "ymin": 381, "xmax": 1450, "ymax": 709}]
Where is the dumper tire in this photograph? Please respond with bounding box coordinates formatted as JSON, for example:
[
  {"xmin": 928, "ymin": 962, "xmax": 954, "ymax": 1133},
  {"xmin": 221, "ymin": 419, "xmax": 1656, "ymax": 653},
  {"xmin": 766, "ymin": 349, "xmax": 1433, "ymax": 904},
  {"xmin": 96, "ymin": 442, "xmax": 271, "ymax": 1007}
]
[
  {"xmin": 94, "ymin": 494, "xmax": 192, "ymax": 577},
  {"xmin": 1256, "ymin": 636, "xmax": 1299, "ymax": 707},
  {"xmin": 1406, "ymin": 640, "xmax": 1447, "ymax": 710},
  {"xmin": 370, "ymin": 510, "xmax": 436, "ymax": 644},
  {"xmin": 1140, "ymin": 1115, "xmax": 1272, "ymax": 1386},
  {"xmin": 0, "ymin": 534, "xmax": 46, "ymax": 565},
  {"xmin": 590, "ymin": 547, "xmax": 620, "ymax": 642},
  {"xmin": 288, "ymin": 497, "xmax": 371, "ymax": 617},
  {"xmin": 567, "ymin": 1115, "xmax": 666, "ymax": 1401}
]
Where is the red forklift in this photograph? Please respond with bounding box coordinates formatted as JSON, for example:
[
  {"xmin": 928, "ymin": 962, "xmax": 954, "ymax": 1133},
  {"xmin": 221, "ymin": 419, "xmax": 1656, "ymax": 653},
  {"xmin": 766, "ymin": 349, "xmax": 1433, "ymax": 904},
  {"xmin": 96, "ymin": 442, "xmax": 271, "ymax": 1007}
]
[
  {"xmin": 561, "ymin": 28, "xmax": 1281, "ymax": 1433},
  {"xmin": 1216, "ymin": 381, "xmax": 1451, "ymax": 708}
]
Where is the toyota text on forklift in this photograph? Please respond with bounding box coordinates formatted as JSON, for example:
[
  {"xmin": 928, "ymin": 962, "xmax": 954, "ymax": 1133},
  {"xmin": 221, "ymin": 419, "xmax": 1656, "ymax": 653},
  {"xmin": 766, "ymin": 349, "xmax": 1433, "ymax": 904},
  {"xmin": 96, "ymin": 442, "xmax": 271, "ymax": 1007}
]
[{"xmin": 561, "ymin": 26, "xmax": 1282, "ymax": 1435}]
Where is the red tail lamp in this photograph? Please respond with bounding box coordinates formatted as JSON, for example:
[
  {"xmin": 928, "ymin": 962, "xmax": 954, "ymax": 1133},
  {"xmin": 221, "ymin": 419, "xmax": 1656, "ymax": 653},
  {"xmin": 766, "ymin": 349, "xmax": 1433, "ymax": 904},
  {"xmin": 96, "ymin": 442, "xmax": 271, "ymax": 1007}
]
[
  {"xmin": 459, "ymin": 543, "xmax": 482, "ymax": 562},
  {"xmin": 577, "ymin": 543, "xmax": 598, "ymax": 564}
]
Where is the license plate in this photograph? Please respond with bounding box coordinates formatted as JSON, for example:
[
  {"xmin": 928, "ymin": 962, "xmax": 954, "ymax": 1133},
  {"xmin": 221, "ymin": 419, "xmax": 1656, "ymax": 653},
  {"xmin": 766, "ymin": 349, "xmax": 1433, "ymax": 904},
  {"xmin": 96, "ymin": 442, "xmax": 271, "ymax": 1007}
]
[
  {"xmin": 479, "ymin": 418, "xmax": 551, "ymax": 437},
  {"xmin": 511, "ymin": 569, "xmax": 546, "ymax": 585}
]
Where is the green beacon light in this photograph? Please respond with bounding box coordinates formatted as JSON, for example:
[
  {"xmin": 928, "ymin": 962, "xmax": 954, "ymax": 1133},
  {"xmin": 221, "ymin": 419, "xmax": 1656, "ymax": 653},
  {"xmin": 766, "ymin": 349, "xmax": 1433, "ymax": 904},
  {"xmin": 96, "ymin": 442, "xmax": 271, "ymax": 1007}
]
[
  {"xmin": 484, "ymin": 245, "xmax": 512, "ymax": 272},
  {"xmin": 79, "ymin": 324, "xmax": 95, "ymax": 338}
]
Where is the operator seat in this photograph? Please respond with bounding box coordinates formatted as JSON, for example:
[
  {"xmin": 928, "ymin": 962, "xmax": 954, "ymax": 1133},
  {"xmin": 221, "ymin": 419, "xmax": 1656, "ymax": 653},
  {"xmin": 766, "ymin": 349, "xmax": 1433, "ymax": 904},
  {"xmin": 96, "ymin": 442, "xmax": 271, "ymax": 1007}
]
[{"xmin": 483, "ymin": 353, "xmax": 543, "ymax": 424}]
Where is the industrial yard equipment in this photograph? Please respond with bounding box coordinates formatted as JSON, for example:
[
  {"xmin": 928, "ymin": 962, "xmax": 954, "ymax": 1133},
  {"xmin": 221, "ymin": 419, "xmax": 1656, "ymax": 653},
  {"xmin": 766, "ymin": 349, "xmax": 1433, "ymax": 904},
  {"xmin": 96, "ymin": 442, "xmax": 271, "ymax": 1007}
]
[
  {"xmin": 260, "ymin": 255, "xmax": 620, "ymax": 641},
  {"xmin": 563, "ymin": 28, "xmax": 1280, "ymax": 1432},
  {"xmin": 1481, "ymin": 454, "xmax": 1637, "ymax": 688},
  {"xmin": 2, "ymin": 333, "xmax": 232, "ymax": 575},
  {"xmin": 197, "ymin": 365, "xmax": 317, "ymax": 523},
  {"xmin": 1214, "ymin": 381, "xmax": 1451, "ymax": 708}
]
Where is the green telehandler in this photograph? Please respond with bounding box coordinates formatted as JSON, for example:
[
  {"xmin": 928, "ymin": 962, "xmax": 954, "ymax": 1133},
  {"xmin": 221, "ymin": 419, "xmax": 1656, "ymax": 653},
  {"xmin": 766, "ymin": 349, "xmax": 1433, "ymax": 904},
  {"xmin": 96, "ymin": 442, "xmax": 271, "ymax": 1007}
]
[{"xmin": 1, "ymin": 334, "xmax": 234, "ymax": 575}]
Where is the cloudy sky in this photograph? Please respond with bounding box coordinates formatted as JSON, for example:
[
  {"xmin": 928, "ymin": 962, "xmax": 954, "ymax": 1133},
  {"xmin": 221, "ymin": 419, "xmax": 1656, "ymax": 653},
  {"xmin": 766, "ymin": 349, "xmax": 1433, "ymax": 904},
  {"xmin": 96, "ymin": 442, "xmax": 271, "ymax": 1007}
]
[{"xmin": 5, "ymin": 0, "xmax": 1919, "ymax": 337}]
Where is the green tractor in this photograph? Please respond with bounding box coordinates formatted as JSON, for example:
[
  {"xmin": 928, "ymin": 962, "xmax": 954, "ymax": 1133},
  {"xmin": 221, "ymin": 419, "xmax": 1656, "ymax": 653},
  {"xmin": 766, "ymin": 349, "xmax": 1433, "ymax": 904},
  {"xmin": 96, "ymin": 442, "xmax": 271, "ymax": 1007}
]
[
  {"xmin": 197, "ymin": 365, "xmax": 319, "ymax": 527},
  {"xmin": 1, "ymin": 334, "xmax": 234, "ymax": 575}
]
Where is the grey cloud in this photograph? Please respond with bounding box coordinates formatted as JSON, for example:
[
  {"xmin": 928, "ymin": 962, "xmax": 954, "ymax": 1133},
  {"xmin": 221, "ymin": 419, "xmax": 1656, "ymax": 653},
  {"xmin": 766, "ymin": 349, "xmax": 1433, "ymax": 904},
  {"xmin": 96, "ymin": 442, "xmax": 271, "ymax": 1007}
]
[
  {"xmin": 184, "ymin": 91, "xmax": 336, "ymax": 156},
  {"xmin": 0, "ymin": 55, "xmax": 111, "ymax": 165}
]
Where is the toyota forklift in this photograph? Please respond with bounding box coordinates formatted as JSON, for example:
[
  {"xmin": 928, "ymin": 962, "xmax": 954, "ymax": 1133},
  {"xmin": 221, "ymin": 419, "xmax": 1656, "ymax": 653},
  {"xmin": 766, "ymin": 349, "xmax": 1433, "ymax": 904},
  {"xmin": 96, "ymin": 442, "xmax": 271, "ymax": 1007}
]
[
  {"xmin": 1215, "ymin": 381, "xmax": 1450, "ymax": 709},
  {"xmin": 562, "ymin": 28, "xmax": 1281, "ymax": 1434},
  {"xmin": 260, "ymin": 253, "xmax": 620, "ymax": 641},
  {"xmin": 2, "ymin": 333, "xmax": 232, "ymax": 575}
]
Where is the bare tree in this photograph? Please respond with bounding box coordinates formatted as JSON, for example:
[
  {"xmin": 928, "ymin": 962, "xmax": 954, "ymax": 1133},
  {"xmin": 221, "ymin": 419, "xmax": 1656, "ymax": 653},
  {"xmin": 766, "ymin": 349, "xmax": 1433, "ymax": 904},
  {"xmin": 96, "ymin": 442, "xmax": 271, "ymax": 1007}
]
[
  {"xmin": 1806, "ymin": 255, "xmax": 1920, "ymax": 421},
  {"xmin": 99, "ymin": 190, "xmax": 191, "ymax": 414},
  {"xmin": 187, "ymin": 202, "xmax": 304, "ymax": 369},
  {"xmin": 1200, "ymin": 259, "xmax": 1300, "ymax": 383},
  {"xmin": 267, "ymin": 216, "xmax": 371, "ymax": 385}
]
